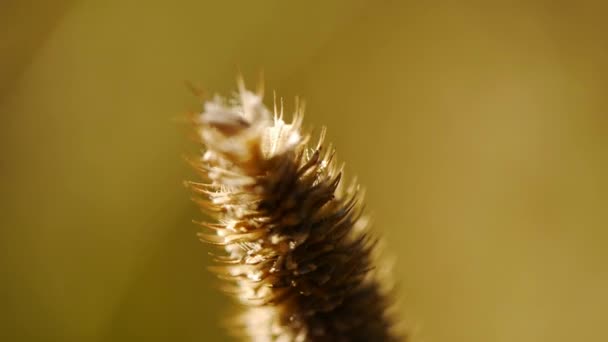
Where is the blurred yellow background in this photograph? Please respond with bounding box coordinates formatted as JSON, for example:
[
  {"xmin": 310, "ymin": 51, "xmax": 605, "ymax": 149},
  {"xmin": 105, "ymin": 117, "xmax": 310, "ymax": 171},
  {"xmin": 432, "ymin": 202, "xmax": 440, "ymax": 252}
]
[{"xmin": 1, "ymin": 1, "xmax": 607, "ymax": 341}]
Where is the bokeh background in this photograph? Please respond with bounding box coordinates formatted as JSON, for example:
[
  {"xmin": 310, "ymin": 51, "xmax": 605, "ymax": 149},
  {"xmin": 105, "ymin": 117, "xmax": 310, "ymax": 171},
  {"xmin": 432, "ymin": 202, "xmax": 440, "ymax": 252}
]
[{"xmin": 2, "ymin": 1, "xmax": 607, "ymax": 341}]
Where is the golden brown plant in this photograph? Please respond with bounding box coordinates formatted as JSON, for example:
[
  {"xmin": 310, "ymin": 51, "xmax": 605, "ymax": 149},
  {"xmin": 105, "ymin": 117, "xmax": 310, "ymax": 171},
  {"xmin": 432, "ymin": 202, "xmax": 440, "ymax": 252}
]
[{"xmin": 186, "ymin": 79, "xmax": 402, "ymax": 342}]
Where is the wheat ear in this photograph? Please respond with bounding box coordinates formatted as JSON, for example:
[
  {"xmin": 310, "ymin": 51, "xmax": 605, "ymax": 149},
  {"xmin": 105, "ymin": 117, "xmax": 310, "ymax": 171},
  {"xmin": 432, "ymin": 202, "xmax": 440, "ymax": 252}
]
[{"xmin": 186, "ymin": 79, "xmax": 403, "ymax": 342}]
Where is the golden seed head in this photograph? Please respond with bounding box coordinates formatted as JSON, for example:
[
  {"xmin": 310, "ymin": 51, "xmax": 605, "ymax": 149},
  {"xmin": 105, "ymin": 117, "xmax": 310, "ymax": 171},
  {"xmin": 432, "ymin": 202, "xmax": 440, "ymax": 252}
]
[{"xmin": 188, "ymin": 81, "xmax": 403, "ymax": 341}]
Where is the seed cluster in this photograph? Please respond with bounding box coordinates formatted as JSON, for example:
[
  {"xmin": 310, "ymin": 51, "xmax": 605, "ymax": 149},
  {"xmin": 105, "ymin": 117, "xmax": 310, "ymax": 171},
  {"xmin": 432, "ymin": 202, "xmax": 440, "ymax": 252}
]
[{"xmin": 187, "ymin": 81, "xmax": 402, "ymax": 341}]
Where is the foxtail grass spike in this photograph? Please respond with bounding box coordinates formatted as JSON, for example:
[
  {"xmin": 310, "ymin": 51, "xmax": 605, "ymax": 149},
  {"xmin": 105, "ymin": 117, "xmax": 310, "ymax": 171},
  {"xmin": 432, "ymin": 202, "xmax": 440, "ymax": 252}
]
[{"xmin": 187, "ymin": 80, "xmax": 403, "ymax": 342}]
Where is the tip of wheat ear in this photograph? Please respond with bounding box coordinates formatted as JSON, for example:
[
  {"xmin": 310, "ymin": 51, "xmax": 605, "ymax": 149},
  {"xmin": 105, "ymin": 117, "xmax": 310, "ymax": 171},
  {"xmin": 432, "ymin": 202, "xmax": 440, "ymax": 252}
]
[{"xmin": 187, "ymin": 80, "xmax": 403, "ymax": 342}]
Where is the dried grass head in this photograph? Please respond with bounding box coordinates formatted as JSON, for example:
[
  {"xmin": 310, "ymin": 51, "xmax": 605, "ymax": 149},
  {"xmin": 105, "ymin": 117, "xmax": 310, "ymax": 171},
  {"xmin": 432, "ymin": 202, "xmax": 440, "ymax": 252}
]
[{"xmin": 186, "ymin": 78, "xmax": 404, "ymax": 342}]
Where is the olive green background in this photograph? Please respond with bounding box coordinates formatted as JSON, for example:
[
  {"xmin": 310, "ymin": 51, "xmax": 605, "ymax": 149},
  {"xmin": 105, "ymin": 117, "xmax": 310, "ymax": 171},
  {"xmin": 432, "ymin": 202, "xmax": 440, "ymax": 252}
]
[{"xmin": 1, "ymin": 1, "xmax": 607, "ymax": 341}]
